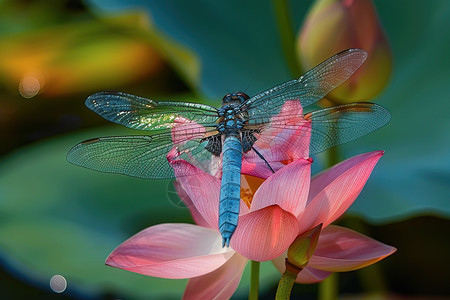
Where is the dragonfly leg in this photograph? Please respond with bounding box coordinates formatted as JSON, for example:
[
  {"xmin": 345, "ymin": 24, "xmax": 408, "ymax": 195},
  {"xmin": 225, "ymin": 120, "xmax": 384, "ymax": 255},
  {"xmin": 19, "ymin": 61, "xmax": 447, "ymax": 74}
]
[{"xmin": 251, "ymin": 146, "xmax": 275, "ymax": 174}]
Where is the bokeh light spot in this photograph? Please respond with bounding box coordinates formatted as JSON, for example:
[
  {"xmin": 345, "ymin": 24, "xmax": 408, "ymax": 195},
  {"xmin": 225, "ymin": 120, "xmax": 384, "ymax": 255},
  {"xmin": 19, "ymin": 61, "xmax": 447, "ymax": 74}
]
[
  {"xmin": 19, "ymin": 74, "xmax": 41, "ymax": 98},
  {"xmin": 49, "ymin": 274, "xmax": 67, "ymax": 293}
]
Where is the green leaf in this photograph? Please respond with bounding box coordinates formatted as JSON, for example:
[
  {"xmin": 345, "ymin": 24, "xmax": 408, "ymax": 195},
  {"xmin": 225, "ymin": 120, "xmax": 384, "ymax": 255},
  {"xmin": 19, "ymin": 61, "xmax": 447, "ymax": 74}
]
[
  {"xmin": 342, "ymin": 0, "xmax": 450, "ymax": 222},
  {"xmin": 85, "ymin": 0, "xmax": 309, "ymax": 98},
  {"xmin": 0, "ymin": 126, "xmax": 191, "ymax": 299}
]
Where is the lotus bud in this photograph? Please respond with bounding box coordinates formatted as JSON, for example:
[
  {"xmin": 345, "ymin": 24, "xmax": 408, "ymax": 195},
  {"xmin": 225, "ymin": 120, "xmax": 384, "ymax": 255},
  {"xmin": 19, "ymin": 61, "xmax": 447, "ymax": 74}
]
[
  {"xmin": 298, "ymin": 0, "xmax": 392, "ymax": 104},
  {"xmin": 286, "ymin": 224, "xmax": 322, "ymax": 271}
]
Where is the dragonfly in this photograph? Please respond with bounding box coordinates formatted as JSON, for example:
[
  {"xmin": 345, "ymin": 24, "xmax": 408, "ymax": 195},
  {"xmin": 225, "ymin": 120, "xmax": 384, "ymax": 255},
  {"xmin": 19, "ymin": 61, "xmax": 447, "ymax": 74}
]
[{"xmin": 67, "ymin": 48, "xmax": 390, "ymax": 247}]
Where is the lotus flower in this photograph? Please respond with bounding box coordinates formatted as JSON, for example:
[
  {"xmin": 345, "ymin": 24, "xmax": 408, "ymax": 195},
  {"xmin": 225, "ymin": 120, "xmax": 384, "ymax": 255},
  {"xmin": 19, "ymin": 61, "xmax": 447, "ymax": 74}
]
[
  {"xmin": 105, "ymin": 150, "xmax": 395, "ymax": 299},
  {"xmin": 298, "ymin": 0, "xmax": 392, "ymax": 103}
]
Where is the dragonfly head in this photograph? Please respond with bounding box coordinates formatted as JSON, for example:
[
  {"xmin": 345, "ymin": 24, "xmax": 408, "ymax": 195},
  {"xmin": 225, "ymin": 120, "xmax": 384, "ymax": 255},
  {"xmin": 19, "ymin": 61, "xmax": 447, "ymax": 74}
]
[{"xmin": 221, "ymin": 92, "xmax": 250, "ymax": 105}]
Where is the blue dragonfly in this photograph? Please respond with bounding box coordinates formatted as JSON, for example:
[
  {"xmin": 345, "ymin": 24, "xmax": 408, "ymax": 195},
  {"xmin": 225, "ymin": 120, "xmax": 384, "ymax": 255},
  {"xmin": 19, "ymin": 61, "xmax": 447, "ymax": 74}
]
[{"xmin": 67, "ymin": 49, "xmax": 390, "ymax": 247}]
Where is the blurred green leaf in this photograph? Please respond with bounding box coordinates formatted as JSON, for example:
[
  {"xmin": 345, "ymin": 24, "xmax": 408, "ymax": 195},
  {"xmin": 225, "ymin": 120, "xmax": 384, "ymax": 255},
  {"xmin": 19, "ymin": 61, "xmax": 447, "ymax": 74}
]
[
  {"xmin": 90, "ymin": 10, "xmax": 201, "ymax": 91},
  {"xmin": 0, "ymin": 126, "xmax": 193, "ymax": 299},
  {"xmin": 86, "ymin": 0, "xmax": 311, "ymax": 98},
  {"xmin": 343, "ymin": 1, "xmax": 450, "ymax": 222},
  {"xmin": 85, "ymin": 0, "xmax": 450, "ymax": 222}
]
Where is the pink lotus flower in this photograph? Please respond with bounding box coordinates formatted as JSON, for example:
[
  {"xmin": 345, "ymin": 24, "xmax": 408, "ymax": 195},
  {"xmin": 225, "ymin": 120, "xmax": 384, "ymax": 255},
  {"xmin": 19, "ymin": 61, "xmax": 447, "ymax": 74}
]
[{"xmin": 106, "ymin": 150, "xmax": 395, "ymax": 299}]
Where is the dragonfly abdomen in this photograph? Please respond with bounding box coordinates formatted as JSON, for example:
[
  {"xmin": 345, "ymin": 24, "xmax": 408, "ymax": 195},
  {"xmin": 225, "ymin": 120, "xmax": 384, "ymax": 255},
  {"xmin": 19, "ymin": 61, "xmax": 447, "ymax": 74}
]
[{"xmin": 219, "ymin": 135, "xmax": 243, "ymax": 247}]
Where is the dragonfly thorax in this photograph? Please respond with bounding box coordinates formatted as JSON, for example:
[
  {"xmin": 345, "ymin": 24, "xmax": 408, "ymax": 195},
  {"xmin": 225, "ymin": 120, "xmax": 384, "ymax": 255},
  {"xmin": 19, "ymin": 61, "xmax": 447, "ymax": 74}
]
[
  {"xmin": 217, "ymin": 94, "xmax": 248, "ymax": 134},
  {"xmin": 217, "ymin": 117, "xmax": 244, "ymax": 134}
]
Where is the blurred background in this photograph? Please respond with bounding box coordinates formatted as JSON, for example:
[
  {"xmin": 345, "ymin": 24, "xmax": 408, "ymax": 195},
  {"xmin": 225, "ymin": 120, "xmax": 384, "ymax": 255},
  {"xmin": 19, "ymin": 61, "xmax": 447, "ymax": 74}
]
[{"xmin": 0, "ymin": 0, "xmax": 449, "ymax": 299}]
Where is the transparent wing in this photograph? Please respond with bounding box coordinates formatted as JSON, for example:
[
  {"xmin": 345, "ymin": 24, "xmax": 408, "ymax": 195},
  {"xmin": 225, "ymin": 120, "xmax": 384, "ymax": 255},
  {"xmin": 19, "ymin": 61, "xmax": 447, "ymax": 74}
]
[
  {"xmin": 307, "ymin": 103, "xmax": 391, "ymax": 155},
  {"xmin": 240, "ymin": 49, "xmax": 368, "ymax": 122},
  {"xmin": 86, "ymin": 91, "xmax": 219, "ymax": 131},
  {"xmin": 67, "ymin": 131, "xmax": 222, "ymax": 179},
  {"xmin": 244, "ymin": 102, "xmax": 390, "ymax": 166}
]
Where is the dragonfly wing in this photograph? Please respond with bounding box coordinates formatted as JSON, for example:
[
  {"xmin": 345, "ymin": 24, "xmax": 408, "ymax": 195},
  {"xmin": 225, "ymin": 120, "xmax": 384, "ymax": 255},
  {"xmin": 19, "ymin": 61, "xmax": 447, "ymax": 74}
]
[
  {"xmin": 306, "ymin": 102, "xmax": 391, "ymax": 155},
  {"xmin": 67, "ymin": 131, "xmax": 222, "ymax": 179},
  {"xmin": 242, "ymin": 102, "xmax": 311, "ymax": 170},
  {"xmin": 86, "ymin": 91, "xmax": 219, "ymax": 131},
  {"xmin": 241, "ymin": 49, "xmax": 368, "ymax": 120},
  {"xmin": 244, "ymin": 102, "xmax": 390, "ymax": 169}
]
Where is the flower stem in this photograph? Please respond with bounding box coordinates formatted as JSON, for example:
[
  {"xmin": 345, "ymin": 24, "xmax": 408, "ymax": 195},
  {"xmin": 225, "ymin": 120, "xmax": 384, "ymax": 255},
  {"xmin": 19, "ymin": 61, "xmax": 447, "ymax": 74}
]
[
  {"xmin": 272, "ymin": 0, "xmax": 302, "ymax": 77},
  {"xmin": 249, "ymin": 261, "xmax": 260, "ymax": 300},
  {"xmin": 318, "ymin": 272, "xmax": 338, "ymax": 300},
  {"xmin": 276, "ymin": 259, "xmax": 303, "ymax": 299},
  {"xmin": 275, "ymin": 271, "xmax": 296, "ymax": 300},
  {"xmin": 326, "ymin": 146, "xmax": 340, "ymax": 167}
]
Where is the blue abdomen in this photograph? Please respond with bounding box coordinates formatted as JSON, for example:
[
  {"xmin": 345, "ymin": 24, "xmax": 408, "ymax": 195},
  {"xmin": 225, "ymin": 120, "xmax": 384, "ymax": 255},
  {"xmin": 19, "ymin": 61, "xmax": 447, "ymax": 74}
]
[{"xmin": 219, "ymin": 135, "xmax": 242, "ymax": 247}]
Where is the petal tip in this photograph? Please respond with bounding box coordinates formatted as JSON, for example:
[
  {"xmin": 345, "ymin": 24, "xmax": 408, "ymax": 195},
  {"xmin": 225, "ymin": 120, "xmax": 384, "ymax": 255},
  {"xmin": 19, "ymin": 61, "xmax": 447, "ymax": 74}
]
[
  {"xmin": 388, "ymin": 246, "xmax": 397, "ymax": 255},
  {"xmin": 105, "ymin": 251, "xmax": 120, "ymax": 268},
  {"xmin": 375, "ymin": 150, "xmax": 385, "ymax": 156}
]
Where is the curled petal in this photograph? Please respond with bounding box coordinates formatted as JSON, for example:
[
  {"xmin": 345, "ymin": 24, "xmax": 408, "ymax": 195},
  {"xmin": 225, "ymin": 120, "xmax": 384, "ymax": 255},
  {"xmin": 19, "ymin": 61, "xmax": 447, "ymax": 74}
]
[
  {"xmin": 173, "ymin": 180, "xmax": 211, "ymax": 228},
  {"xmin": 251, "ymin": 158, "xmax": 311, "ymax": 216},
  {"xmin": 183, "ymin": 253, "xmax": 247, "ymax": 300},
  {"xmin": 272, "ymin": 253, "xmax": 331, "ymax": 283},
  {"xmin": 298, "ymin": 151, "xmax": 383, "ymax": 230},
  {"xmin": 308, "ymin": 225, "xmax": 396, "ymax": 272},
  {"xmin": 231, "ymin": 205, "xmax": 299, "ymax": 261},
  {"xmin": 170, "ymin": 156, "xmax": 221, "ymax": 229},
  {"xmin": 106, "ymin": 223, "xmax": 233, "ymax": 279}
]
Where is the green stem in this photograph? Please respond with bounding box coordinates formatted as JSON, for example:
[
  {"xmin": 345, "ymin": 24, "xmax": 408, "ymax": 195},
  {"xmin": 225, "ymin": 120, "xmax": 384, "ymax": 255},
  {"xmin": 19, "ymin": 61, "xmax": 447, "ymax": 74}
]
[
  {"xmin": 318, "ymin": 273, "xmax": 338, "ymax": 300},
  {"xmin": 249, "ymin": 261, "xmax": 260, "ymax": 300},
  {"xmin": 275, "ymin": 271, "xmax": 297, "ymax": 300},
  {"xmin": 272, "ymin": 0, "xmax": 302, "ymax": 77},
  {"xmin": 326, "ymin": 146, "xmax": 340, "ymax": 167}
]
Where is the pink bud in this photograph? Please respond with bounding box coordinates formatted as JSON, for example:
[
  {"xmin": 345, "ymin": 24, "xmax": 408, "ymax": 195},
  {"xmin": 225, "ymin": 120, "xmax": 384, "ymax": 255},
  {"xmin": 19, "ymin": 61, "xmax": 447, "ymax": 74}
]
[{"xmin": 298, "ymin": 0, "xmax": 392, "ymax": 103}]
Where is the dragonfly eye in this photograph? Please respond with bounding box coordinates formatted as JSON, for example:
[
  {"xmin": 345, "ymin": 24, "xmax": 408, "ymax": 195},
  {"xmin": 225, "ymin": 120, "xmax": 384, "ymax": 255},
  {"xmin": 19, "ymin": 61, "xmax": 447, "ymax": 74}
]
[
  {"xmin": 235, "ymin": 92, "xmax": 250, "ymax": 103},
  {"xmin": 221, "ymin": 92, "xmax": 250, "ymax": 105}
]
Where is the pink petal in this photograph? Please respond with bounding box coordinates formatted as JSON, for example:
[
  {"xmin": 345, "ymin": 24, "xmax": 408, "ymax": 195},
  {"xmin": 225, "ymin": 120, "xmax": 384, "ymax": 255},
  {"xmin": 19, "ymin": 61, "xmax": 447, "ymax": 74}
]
[
  {"xmin": 168, "ymin": 119, "xmax": 222, "ymax": 178},
  {"xmin": 231, "ymin": 205, "xmax": 299, "ymax": 261},
  {"xmin": 170, "ymin": 158, "xmax": 221, "ymax": 230},
  {"xmin": 272, "ymin": 253, "xmax": 331, "ymax": 283},
  {"xmin": 106, "ymin": 223, "xmax": 234, "ymax": 279},
  {"xmin": 242, "ymin": 101, "xmax": 311, "ymax": 177},
  {"xmin": 308, "ymin": 225, "xmax": 396, "ymax": 272},
  {"xmin": 171, "ymin": 117, "xmax": 206, "ymax": 145},
  {"xmin": 183, "ymin": 253, "xmax": 247, "ymax": 300},
  {"xmin": 296, "ymin": 266, "xmax": 332, "ymax": 283},
  {"xmin": 251, "ymin": 158, "xmax": 311, "ymax": 216},
  {"xmin": 242, "ymin": 160, "xmax": 287, "ymax": 179},
  {"xmin": 239, "ymin": 196, "xmax": 250, "ymax": 215},
  {"xmin": 173, "ymin": 180, "xmax": 211, "ymax": 228},
  {"xmin": 298, "ymin": 151, "xmax": 384, "ymax": 230}
]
